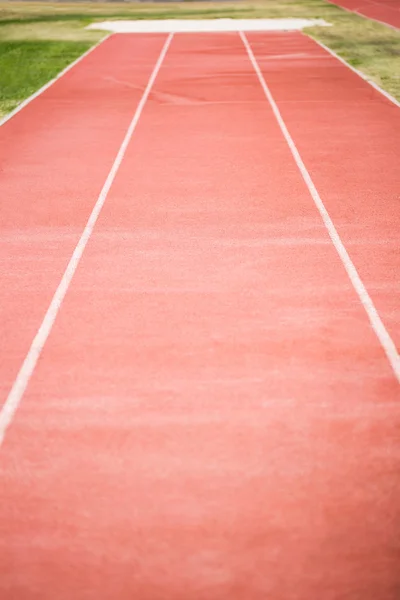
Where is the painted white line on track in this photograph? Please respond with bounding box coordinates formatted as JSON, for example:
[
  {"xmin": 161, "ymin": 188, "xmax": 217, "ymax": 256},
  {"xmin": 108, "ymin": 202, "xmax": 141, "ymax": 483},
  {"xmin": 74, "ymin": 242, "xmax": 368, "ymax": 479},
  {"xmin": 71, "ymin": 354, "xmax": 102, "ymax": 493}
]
[
  {"xmin": 367, "ymin": 0, "xmax": 400, "ymax": 9},
  {"xmin": 240, "ymin": 30, "xmax": 400, "ymax": 383},
  {"xmin": 353, "ymin": 10, "xmax": 399, "ymax": 30},
  {"xmin": 311, "ymin": 38, "xmax": 400, "ymax": 108},
  {"xmin": 325, "ymin": 0, "xmax": 399, "ymax": 31},
  {"xmin": 0, "ymin": 33, "xmax": 174, "ymax": 447},
  {"xmin": 0, "ymin": 35, "xmax": 111, "ymax": 128}
]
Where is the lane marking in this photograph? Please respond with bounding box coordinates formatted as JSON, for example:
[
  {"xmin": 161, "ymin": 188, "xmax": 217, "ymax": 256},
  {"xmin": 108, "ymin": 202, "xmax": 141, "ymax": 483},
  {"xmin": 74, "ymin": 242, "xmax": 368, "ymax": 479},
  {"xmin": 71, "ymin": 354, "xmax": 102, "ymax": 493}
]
[
  {"xmin": 312, "ymin": 38, "xmax": 400, "ymax": 106},
  {"xmin": 325, "ymin": 0, "xmax": 399, "ymax": 31},
  {"xmin": 240, "ymin": 31, "xmax": 400, "ymax": 383},
  {"xmin": 0, "ymin": 33, "xmax": 174, "ymax": 447},
  {"xmin": 0, "ymin": 35, "xmax": 111, "ymax": 128},
  {"xmin": 353, "ymin": 9, "xmax": 399, "ymax": 29},
  {"xmin": 366, "ymin": 0, "xmax": 400, "ymax": 9},
  {"xmin": 352, "ymin": 9, "xmax": 399, "ymax": 30}
]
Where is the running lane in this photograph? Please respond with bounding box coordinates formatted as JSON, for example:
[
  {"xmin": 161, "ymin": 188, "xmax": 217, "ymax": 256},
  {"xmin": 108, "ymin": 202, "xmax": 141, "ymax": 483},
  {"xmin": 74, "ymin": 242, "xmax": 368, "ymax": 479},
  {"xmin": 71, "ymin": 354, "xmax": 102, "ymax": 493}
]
[
  {"xmin": 246, "ymin": 31, "xmax": 400, "ymax": 349},
  {"xmin": 0, "ymin": 34, "xmax": 168, "ymax": 406},
  {"xmin": 327, "ymin": 0, "xmax": 400, "ymax": 28},
  {"xmin": 1, "ymin": 32, "xmax": 399, "ymax": 600}
]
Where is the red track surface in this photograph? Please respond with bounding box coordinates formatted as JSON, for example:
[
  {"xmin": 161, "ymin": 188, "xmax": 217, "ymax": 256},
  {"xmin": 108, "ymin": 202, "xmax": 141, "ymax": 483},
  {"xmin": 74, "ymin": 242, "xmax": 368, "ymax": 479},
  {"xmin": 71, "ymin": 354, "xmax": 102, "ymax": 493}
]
[
  {"xmin": 1, "ymin": 32, "xmax": 399, "ymax": 599},
  {"xmin": 327, "ymin": 0, "xmax": 400, "ymax": 28}
]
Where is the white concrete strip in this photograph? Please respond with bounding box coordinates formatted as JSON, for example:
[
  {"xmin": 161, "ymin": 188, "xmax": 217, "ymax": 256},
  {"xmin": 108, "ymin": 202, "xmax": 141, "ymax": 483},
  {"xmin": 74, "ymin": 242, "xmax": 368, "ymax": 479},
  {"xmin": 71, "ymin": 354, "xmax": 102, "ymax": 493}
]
[{"xmin": 87, "ymin": 18, "xmax": 330, "ymax": 34}]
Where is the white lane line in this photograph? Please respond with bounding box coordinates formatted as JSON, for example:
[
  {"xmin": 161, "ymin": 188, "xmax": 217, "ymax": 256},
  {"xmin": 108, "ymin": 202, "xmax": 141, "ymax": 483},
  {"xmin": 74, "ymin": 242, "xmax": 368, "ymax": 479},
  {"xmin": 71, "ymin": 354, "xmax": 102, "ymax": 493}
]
[
  {"xmin": 240, "ymin": 31, "xmax": 400, "ymax": 383},
  {"xmin": 312, "ymin": 38, "xmax": 400, "ymax": 107},
  {"xmin": 0, "ymin": 33, "xmax": 174, "ymax": 447},
  {"xmin": 367, "ymin": 0, "xmax": 400, "ymax": 9},
  {"xmin": 353, "ymin": 10, "xmax": 399, "ymax": 30},
  {"xmin": 0, "ymin": 35, "xmax": 111, "ymax": 128},
  {"xmin": 325, "ymin": 0, "xmax": 399, "ymax": 31}
]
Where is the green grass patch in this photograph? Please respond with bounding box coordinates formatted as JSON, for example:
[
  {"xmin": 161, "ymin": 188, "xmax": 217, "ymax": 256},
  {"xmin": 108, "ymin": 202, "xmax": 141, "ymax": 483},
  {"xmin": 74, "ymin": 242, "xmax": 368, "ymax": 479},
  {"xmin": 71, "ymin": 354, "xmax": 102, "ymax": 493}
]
[
  {"xmin": 0, "ymin": 0, "xmax": 399, "ymax": 120},
  {"xmin": 309, "ymin": 19, "xmax": 400, "ymax": 100},
  {"xmin": 0, "ymin": 40, "xmax": 91, "ymax": 117}
]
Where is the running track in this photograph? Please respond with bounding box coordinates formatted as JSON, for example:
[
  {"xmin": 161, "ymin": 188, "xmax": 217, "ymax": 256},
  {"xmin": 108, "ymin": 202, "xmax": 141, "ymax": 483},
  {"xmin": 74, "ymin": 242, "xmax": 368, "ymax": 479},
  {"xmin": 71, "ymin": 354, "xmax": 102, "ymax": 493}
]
[
  {"xmin": 327, "ymin": 0, "xmax": 400, "ymax": 29},
  {"xmin": 1, "ymin": 32, "xmax": 400, "ymax": 599}
]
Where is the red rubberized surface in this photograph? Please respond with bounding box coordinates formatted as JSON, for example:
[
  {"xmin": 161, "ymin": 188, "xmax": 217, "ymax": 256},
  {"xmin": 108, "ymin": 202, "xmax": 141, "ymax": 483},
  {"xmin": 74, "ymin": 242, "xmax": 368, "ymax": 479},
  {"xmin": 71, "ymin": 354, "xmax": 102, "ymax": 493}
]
[
  {"xmin": 0, "ymin": 32, "xmax": 399, "ymax": 599},
  {"xmin": 327, "ymin": 0, "xmax": 400, "ymax": 28},
  {"xmin": 0, "ymin": 34, "xmax": 167, "ymax": 405}
]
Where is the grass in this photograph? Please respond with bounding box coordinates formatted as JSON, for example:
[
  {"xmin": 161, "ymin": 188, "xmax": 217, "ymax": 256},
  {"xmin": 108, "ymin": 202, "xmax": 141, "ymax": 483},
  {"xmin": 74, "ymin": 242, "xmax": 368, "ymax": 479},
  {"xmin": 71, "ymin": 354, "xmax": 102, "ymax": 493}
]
[
  {"xmin": 0, "ymin": 0, "xmax": 399, "ymax": 118},
  {"xmin": 309, "ymin": 19, "xmax": 400, "ymax": 99},
  {"xmin": 0, "ymin": 40, "xmax": 93, "ymax": 116}
]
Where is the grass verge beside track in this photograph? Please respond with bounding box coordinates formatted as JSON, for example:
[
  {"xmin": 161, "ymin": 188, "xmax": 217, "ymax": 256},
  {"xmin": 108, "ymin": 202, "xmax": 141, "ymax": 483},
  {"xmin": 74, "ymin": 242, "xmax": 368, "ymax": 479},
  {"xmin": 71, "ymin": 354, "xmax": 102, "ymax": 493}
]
[{"xmin": 0, "ymin": 40, "xmax": 92, "ymax": 117}]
